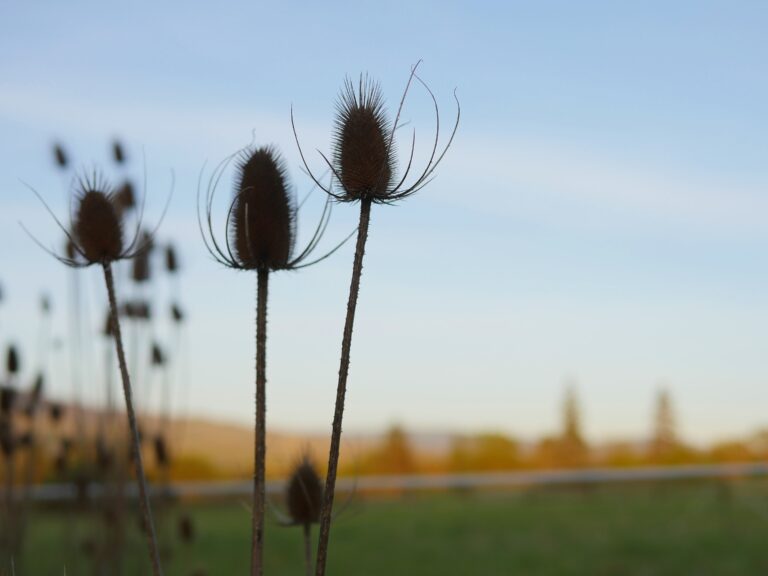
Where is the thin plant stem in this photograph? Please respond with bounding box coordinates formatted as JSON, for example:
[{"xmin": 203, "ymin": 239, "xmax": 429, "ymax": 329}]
[
  {"xmin": 303, "ymin": 524, "xmax": 313, "ymax": 576},
  {"xmin": 251, "ymin": 267, "xmax": 269, "ymax": 576},
  {"xmin": 315, "ymin": 198, "xmax": 372, "ymax": 576},
  {"xmin": 103, "ymin": 263, "xmax": 164, "ymax": 576}
]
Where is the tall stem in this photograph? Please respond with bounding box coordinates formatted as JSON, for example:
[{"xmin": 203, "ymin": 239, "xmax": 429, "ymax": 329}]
[
  {"xmin": 251, "ymin": 268, "xmax": 269, "ymax": 576},
  {"xmin": 103, "ymin": 263, "xmax": 164, "ymax": 576},
  {"xmin": 315, "ymin": 198, "xmax": 372, "ymax": 576}
]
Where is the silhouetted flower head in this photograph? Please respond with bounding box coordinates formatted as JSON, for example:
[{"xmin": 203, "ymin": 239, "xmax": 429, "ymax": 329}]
[
  {"xmin": 171, "ymin": 303, "xmax": 184, "ymax": 323},
  {"xmin": 178, "ymin": 514, "xmax": 195, "ymax": 543},
  {"xmin": 75, "ymin": 186, "xmax": 124, "ymax": 264},
  {"xmin": 286, "ymin": 456, "xmax": 323, "ymax": 526},
  {"xmin": 200, "ymin": 145, "xmax": 349, "ymax": 272},
  {"xmin": 293, "ymin": 62, "xmax": 460, "ymax": 205},
  {"xmin": 25, "ymin": 172, "xmax": 156, "ymax": 269}
]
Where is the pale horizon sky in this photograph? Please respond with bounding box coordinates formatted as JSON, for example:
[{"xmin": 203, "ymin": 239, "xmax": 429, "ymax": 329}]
[{"xmin": 1, "ymin": 1, "xmax": 767, "ymax": 445}]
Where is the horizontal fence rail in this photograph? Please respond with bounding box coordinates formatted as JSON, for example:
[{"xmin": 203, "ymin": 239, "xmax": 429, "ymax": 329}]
[{"xmin": 14, "ymin": 462, "xmax": 768, "ymax": 503}]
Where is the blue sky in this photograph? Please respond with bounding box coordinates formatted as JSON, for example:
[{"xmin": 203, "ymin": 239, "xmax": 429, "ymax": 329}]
[{"xmin": 1, "ymin": 1, "xmax": 767, "ymax": 444}]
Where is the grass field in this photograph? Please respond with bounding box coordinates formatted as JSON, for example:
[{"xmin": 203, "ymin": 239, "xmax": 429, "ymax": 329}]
[{"xmin": 12, "ymin": 479, "xmax": 768, "ymax": 575}]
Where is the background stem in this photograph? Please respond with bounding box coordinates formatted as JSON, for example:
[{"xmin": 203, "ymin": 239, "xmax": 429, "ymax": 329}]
[
  {"xmin": 103, "ymin": 263, "xmax": 164, "ymax": 576},
  {"xmin": 304, "ymin": 523, "xmax": 313, "ymax": 576},
  {"xmin": 315, "ymin": 198, "xmax": 372, "ymax": 576},
  {"xmin": 251, "ymin": 268, "xmax": 269, "ymax": 576}
]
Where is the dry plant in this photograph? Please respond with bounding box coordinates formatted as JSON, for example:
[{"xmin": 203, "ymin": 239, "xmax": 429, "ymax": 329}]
[
  {"xmin": 292, "ymin": 62, "xmax": 459, "ymax": 575},
  {"xmin": 23, "ymin": 172, "xmax": 166, "ymax": 576},
  {"xmin": 199, "ymin": 144, "xmax": 349, "ymax": 576}
]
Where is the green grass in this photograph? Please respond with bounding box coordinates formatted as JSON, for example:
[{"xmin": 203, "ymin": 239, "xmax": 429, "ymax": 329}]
[{"xmin": 10, "ymin": 480, "xmax": 768, "ymax": 575}]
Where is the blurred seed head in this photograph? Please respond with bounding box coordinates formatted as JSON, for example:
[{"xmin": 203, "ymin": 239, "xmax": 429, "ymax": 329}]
[
  {"xmin": 132, "ymin": 231, "xmax": 153, "ymax": 283},
  {"xmin": 151, "ymin": 343, "xmax": 165, "ymax": 367},
  {"xmin": 96, "ymin": 435, "xmax": 113, "ymax": 472},
  {"xmin": 286, "ymin": 456, "xmax": 323, "ymax": 526},
  {"xmin": 178, "ymin": 514, "xmax": 195, "ymax": 543},
  {"xmin": 230, "ymin": 147, "xmax": 295, "ymax": 270},
  {"xmin": 114, "ymin": 180, "xmax": 136, "ymax": 214},
  {"xmin": 153, "ymin": 434, "xmax": 169, "ymax": 468},
  {"xmin": 53, "ymin": 143, "xmax": 69, "ymax": 169},
  {"xmin": 165, "ymin": 244, "xmax": 179, "ymax": 273},
  {"xmin": 112, "ymin": 140, "xmax": 126, "ymax": 164},
  {"xmin": 171, "ymin": 303, "xmax": 185, "ymax": 323},
  {"xmin": 6, "ymin": 345, "xmax": 19, "ymax": 376},
  {"xmin": 74, "ymin": 180, "xmax": 124, "ymax": 265}
]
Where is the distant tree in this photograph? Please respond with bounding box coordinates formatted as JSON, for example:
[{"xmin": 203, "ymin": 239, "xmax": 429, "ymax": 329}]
[
  {"xmin": 650, "ymin": 388, "xmax": 679, "ymax": 463},
  {"xmin": 558, "ymin": 385, "xmax": 588, "ymax": 467},
  {"xmin": 448, "ymin": 433, "xmax": 520, "ymax": 472},
  {"xmin": 362, "ymin": 425, "xmax": 416, "ymax": 475}
]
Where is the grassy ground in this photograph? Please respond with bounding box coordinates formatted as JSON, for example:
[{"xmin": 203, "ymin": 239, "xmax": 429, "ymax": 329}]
[{"xmin": 10, "ymin": 479, "xmax": 768, "ymax": 575}]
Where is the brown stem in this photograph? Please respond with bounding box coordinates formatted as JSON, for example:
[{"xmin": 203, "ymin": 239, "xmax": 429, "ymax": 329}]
[
  {"xmin": 303, "ymin": 523, "xmax": 313, "ymax": 576},
  {"xmin": 251, "ymin": 268, "xmax": 269, "ymax": 576},
  {"xmin": 315, "ymin": 198, "xmax": 372, "ymax": 576},
  {"xmin": 103, "ymin": 263, "xmax": 164, "ymax": 576}
]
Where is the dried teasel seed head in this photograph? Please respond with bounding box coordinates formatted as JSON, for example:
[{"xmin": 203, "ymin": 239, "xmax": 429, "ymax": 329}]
[
  {"xmin": 333, "ymin": 77, "xmax": 394, "ymax": 202},
  {"xmin": 171, "ymin": 303, "xmax": 184, "ymax": 323},
  {"xmin": 114, "ymin": 180, "xmax": 136, "ymax": 213},
  {"xmin": 6, "ymin": 345, "xmax": 19, "ymax": 376},
  {"xmin": 230, "ymin": 147, "xmax": 295, "ymax": 270},
  {"xmin": 132, "ymin": 231, "xmax": 153, "ymax": 283},
  {"xmin": 112, "ymin": 140, "xmax": 126, "ymax": 164},
  {"xmin": 74, "ymin": 185, "xmax": 124, "ymax": 264},
  {"xmin": 151, "ymin": 343, "xmax": 165, "ymax": 367},
  {"xmin": 153, "ymin": 434, "xmax": 169, "ymax": 467},
  {"xmin": 53, "ymin": 143, "xmax": 68, "ymax": 169},
  {"xmin": 178, "ymin": 514, "xmax": 195, "ymax": 543},
  {"xmin": 286, "ymin": 456, "xmax": 323, "ymax": 526},
  {"xmin": 165, "ymin": 244, "xmax": 178, "ymax": 273}
]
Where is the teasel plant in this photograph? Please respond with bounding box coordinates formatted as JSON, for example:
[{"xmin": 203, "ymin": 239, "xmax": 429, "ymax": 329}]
[
  {"xmin": 23, "ymin": 171, "xmax": 167, "ymax": 576},
  {"xmin": 292, "ymin": 62, "xmax": 459, "ymax": 575},
  {"xmin": 198, "ymin": 143, "xmax": 351, "ymax": 576},
  {"xmin": 279, "ymin": 456, "xmax": 324, "ymax": 576}
]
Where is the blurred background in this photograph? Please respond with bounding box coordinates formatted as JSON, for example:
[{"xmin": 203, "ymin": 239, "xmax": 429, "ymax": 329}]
[{"xmin": 1, "ymin": 1, "xmax": 768, "ymax": 574}]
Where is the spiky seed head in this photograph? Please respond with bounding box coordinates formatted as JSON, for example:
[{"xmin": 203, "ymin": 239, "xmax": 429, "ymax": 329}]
[
  {"xmin": 333, "ymin": 77, "xmax": 394, "ymax": 202},
  {"xmin": 74, "ymin": 187, "xmax": 124, "ymax": 264},
  {"xmin": 230, "ymin": 147, "xmax": 295, "ymax": 270},
  {"xmin": 6, "ymin": 345, "xmax": 19, "ymax": 375},
  {"xmin": 53, "ymin": 143, "xmax": 68, "ymax": 169},
  {"xmin": 286, "ymin": 457, "xmax": 323, "ymax": 526}
]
